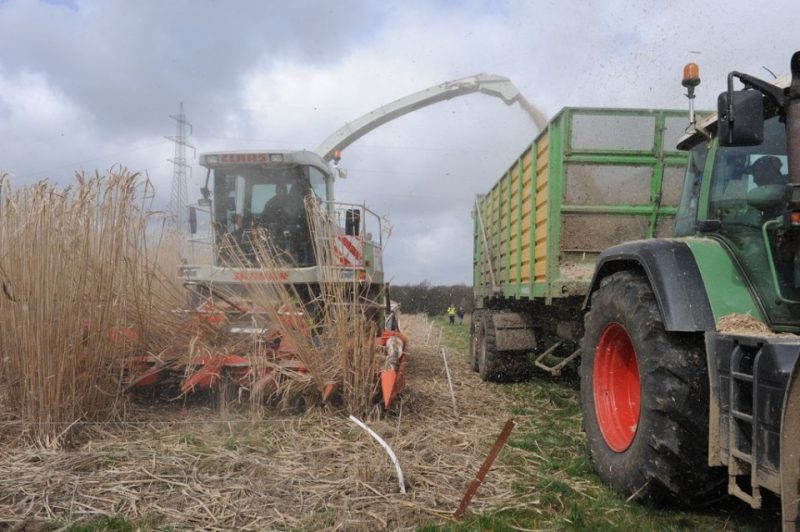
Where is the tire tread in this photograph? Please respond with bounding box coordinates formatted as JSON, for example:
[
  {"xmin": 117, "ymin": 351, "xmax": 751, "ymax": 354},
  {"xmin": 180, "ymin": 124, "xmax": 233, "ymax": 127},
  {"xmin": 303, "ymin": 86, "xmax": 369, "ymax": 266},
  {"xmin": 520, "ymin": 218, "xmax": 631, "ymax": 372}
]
[{"xmin": 580, "ymin": 271, "xmax": 725, "ymax": 507}]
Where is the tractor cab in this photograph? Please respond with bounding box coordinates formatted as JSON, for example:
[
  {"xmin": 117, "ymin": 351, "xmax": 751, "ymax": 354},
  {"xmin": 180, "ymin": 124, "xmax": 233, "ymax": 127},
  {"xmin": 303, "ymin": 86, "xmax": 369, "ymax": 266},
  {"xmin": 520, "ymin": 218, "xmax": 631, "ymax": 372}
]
[{"xmin": 676, "ymin": 74, "xmax": 800, "ymax": 329}]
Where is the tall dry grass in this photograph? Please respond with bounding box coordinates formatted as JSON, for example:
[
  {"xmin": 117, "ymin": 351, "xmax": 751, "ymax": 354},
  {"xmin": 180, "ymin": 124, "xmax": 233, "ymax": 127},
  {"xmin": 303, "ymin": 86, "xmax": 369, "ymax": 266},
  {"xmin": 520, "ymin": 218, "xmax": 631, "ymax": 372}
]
[
  {"xmin": 217, "ymin": 197, "xmax": 385, "ymax": 417},
  {"xmin": 307, "ymin": 198, "xmax": 384, "ymax": 416},
  {"xmin": 0, "ymin": 170, "xmax": 188, "ymax": 444},
  {"xmin": 0, "ymin": 167, "xmax": 391, "ymax": 440}
]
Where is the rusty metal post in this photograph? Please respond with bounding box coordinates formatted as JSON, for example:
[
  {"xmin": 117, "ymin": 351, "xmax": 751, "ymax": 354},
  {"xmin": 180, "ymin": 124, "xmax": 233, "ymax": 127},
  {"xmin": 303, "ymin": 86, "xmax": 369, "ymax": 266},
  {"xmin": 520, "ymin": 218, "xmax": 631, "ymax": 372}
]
[{"xmin": 453, "ymin": 418, "xmax": 515, "ymax": 520}]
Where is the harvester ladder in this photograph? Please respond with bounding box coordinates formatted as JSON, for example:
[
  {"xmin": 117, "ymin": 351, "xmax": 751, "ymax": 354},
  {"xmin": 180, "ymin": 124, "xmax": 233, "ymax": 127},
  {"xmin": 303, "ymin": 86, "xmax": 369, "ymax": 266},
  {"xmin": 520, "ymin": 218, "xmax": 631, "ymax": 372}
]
[{"xmin": 727, "ymin": 343, "xmax": 762, "ymax": 509}]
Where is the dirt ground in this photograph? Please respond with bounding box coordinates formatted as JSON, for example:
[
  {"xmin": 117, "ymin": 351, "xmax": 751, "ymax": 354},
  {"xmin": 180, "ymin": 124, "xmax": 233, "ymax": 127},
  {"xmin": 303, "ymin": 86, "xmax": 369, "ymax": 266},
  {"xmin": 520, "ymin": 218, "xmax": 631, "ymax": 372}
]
[{"xmin": 0, "ymin": 315, "xmax": 526, "ymax": 531}]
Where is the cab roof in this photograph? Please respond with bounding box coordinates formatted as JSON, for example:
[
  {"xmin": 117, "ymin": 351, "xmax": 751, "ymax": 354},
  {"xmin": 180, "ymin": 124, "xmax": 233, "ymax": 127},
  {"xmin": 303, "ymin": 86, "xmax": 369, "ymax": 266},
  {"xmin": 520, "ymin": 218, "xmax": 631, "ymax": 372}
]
[{"xmin": 198, "ymin": 149, "xmax": 331, "ymax": 176}]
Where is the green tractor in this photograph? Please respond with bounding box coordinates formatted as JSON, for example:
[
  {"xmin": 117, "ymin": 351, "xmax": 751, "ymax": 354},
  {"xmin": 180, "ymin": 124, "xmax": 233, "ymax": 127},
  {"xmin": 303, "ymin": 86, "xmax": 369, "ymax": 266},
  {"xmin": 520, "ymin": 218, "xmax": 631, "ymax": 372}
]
[{"xmin": 581, "ymin": 52, "xmax": 800, "ymax": 526}]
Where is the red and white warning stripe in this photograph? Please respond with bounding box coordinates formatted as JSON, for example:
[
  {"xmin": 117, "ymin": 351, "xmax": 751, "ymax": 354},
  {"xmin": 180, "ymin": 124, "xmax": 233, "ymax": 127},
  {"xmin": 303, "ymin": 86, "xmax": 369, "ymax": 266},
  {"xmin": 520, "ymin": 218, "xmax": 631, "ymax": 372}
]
[{"xmin": 334, "ymin": 235, "xmax": 364, "ymax": 267}]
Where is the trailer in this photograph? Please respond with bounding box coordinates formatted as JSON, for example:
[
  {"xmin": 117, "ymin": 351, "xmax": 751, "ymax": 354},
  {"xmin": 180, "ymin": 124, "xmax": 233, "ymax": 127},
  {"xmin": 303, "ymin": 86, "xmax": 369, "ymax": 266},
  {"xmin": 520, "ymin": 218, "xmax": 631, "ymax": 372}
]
[{"xmin": 471, "ymin": 107, "xmax": 691, "ymax": 380}]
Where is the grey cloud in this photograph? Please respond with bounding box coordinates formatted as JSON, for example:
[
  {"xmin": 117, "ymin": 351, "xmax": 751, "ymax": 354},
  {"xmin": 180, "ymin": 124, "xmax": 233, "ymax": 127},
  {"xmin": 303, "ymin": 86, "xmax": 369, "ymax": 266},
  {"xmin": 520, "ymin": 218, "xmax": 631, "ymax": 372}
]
[
  {"xmin": 1, "ymin": 0, "xmax": 798, "ymax": 284},
  {"xmin": 0, "ymin": 0, "xmax": 381, "ymax": 136}
]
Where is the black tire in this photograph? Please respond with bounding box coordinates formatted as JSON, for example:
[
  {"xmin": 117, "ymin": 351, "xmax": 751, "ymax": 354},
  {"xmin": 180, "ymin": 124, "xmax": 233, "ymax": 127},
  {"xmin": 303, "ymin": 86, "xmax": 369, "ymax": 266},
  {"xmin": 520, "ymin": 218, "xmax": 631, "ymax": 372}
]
[
  {"xmin": 469, "ymin": 310, "xmax": 483, "ymax": 372},
  {"xmin": 478, "ymin": 310, "xmax": 523, "ymax": 382},
  {"xmin": 580, "ymin": 271, "xmax": 725, "ymax": 507}
]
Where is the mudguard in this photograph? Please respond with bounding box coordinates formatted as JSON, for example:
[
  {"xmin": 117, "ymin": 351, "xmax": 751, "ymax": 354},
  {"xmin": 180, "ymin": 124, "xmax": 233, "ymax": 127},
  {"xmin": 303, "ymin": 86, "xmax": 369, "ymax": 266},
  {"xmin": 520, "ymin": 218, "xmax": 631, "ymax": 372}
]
[{"xmin": 584, "ymin": 239, "xmax": 716, "ymax": 332}]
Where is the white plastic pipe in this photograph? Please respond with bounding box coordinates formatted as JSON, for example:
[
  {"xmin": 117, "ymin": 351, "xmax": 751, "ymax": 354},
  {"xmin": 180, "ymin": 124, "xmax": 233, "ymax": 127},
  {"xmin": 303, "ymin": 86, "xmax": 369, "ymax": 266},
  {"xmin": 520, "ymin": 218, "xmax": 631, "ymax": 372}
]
[{"xmin": 348, "ymin": 415, "xmax": 406, "ymax": 494}]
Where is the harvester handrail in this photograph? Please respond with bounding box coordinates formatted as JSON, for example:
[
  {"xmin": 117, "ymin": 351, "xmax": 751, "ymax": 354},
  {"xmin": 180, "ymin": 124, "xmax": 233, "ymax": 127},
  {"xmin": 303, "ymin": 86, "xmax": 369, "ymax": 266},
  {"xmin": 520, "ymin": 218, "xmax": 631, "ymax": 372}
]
[{"xmin": 322, "ymin": 199, "xmax": 384, "ymax": 248}]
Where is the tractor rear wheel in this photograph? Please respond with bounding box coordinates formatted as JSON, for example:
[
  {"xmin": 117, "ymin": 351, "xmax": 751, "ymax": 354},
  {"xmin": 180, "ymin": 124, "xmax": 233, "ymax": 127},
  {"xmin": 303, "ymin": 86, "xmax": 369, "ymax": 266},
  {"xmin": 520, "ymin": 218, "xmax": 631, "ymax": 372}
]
[
  {"xmin": 580, "ymin": 271, "xmax": 724, "ymax": 507},
  {"xmin": 469, "ymin": 310, "xmax": 483, "ymax": 372}
]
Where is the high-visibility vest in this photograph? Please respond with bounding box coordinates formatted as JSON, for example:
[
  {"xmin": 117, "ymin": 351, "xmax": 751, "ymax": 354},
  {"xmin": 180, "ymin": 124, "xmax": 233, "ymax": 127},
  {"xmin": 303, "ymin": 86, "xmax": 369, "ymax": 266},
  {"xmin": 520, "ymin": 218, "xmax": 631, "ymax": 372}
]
[{"xmin": 447, "ymin": 306, "xmax": 456, "ymax": 316}]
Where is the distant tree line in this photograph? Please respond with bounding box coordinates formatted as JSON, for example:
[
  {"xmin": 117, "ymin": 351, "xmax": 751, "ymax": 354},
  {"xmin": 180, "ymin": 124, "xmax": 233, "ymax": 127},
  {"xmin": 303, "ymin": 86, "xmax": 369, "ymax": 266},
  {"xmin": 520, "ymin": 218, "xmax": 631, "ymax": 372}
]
[{"xmin": 388, "ymin": 282, "xmax": 473, "ymax": 317}]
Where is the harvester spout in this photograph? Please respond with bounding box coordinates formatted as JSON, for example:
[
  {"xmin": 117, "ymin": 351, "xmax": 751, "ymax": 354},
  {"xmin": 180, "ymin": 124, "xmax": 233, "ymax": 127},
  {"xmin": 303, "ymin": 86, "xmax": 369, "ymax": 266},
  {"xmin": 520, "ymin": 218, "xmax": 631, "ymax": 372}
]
[{"xmin": 315, "ymin": 73, "xmax": 545, "ymax": 163}]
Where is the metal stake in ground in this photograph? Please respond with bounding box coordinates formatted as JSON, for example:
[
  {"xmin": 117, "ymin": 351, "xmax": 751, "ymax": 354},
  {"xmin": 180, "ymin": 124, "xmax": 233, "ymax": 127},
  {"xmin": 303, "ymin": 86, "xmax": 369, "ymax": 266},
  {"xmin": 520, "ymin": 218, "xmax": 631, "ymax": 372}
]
[
  {"xmin": 440, "ymin": 347, "xmax": 458, "ymax": 416},
  {"xmin": 453, "ymin": 418, "xmax": 515, "ymax": 520}
]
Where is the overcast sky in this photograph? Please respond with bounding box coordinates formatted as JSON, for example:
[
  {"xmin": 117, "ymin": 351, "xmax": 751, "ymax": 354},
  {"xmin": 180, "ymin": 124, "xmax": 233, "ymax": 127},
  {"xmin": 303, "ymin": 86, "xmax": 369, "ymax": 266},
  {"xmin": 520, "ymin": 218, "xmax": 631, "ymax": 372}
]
[{"xmin": 1, "ymin": 0, "xmax": 797, "ymax": 284}]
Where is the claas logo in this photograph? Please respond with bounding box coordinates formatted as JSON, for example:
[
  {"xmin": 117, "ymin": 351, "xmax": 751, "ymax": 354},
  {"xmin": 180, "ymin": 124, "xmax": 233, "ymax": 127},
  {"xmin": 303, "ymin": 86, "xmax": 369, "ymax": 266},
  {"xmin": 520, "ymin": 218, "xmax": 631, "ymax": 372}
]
[{"xmin": 220, "ymin": 153, "xmax": 269, "ymax": 163}]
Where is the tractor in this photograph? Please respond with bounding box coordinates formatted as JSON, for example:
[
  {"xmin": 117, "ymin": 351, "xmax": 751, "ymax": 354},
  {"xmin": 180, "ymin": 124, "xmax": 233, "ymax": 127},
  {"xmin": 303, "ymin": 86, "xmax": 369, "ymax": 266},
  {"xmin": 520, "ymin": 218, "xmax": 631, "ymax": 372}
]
[{"xmin": 580, "ymin": 51, "xmax": 800, "ymax": 527}]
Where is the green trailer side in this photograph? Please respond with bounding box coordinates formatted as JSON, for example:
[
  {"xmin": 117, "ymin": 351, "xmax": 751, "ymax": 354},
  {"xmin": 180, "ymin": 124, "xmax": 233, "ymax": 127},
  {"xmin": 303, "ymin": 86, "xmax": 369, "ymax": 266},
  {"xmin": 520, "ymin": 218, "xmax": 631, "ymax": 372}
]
[
  {"xmin": 474, "ymin": 107, "xmax": 691, "ymax": 301},
  {"xmin": 471, "ymin": 107, "xmax": 693, "ymax": 378}
]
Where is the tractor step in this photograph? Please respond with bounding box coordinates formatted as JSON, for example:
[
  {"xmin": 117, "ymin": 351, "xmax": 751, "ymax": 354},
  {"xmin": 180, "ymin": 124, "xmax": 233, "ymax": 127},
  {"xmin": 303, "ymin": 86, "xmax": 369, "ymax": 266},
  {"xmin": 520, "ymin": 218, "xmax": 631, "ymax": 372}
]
[
  {"xmin": 731, "ymin": 410, "xmax": 754, "ymax": 423},
  {"xmin": 728, "ymin": 476, "xmax": 762, "ymax": 509},
  {"xmin": 707, "ymin": 332, "xmax": 800, "ymax": 508}
]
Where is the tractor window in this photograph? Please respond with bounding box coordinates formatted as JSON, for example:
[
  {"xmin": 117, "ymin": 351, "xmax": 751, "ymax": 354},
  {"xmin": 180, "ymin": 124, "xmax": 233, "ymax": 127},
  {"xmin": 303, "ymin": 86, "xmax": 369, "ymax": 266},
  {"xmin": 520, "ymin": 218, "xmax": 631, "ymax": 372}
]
[
  {"xmin": 673, "ymin": 142, "xmax": 707, "ymax": 236},
  {"xmin": 709, "ymin": 116, "xmax": 787, "ymax": 226},
  {"xmin": 708, "ymin": 115, "xmax": 800, "ymax": 325}
]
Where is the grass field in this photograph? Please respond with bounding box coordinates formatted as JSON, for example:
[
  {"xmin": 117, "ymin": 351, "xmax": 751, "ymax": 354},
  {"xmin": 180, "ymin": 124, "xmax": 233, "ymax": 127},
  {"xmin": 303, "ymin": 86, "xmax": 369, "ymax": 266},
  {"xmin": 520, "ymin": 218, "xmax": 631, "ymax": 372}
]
[
  {"xmin": 1, "ymin": 314, "xmax": 785, "ymax": 531},
  {"xmin": 427, "ymin": 316, "xmax": 782, "ymax": 531}
]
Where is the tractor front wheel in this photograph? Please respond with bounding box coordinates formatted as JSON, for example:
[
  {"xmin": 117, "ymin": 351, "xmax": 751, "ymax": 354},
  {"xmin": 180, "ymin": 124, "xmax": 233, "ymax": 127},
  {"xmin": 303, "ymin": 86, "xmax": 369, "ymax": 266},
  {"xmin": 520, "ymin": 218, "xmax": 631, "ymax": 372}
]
[{"xmin": 580, "ymin": 271, "xmax": 724, "ymax": 507}]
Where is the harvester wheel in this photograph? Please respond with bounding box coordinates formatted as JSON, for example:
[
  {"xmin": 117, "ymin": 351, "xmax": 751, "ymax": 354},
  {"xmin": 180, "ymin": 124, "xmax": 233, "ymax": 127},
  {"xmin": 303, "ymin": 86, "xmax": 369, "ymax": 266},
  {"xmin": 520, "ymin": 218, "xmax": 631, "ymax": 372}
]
[
  {"xmin": 580, "ymin": 271, "xmax": 724, "ymax": 507},
  {"xmin": 469, "ymin": 310, "xmax": 483, "ymax": 372},
  {"xmin": 478, "ymin": 310, "xmax": 521, "ymax": 382}
]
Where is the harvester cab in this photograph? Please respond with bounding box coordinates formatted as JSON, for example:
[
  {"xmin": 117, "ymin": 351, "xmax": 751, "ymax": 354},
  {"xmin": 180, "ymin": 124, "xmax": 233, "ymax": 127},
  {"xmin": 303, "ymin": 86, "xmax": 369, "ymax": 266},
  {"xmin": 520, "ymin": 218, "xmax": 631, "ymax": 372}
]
[
  {"xmin": 201, "ymin": 151, "xmax": 329, "ymax": 268},
  {"xmin": 183, "ymin": 149, "xmax": 384, "ymax": 292}
]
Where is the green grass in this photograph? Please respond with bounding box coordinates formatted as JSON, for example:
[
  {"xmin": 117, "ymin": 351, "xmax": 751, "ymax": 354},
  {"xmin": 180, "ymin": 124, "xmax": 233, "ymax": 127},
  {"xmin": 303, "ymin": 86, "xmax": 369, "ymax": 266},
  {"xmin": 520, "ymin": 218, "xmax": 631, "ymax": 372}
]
[
  {"xmin": 427, "ymin": 317, "xmax": 782, "ymax": 531},
  {"xmin": 432, "ymin": 315, "xmax": 471, "ymax": 360}
]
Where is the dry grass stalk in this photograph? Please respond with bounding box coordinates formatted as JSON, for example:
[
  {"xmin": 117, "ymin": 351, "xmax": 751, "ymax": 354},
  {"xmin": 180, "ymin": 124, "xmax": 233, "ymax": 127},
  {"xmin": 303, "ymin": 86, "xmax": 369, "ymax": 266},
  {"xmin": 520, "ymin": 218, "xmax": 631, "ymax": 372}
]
[
  {"xmin": 0, "ymin": 314, "xmax": 527, "ymax": 530},
  {"xmin": 0, "ymin": 170, "xmax": 190, "ymax": 444},
  {"xmin": 210, "ymin": 197, "xmax": 385, "ymax": 416}
]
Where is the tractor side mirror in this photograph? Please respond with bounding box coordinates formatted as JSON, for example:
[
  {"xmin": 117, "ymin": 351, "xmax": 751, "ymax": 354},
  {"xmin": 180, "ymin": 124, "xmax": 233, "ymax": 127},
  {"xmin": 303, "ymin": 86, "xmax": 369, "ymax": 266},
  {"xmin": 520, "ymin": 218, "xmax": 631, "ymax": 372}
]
[
  {"xmin": 718, "ymin": 90, "xmax": 764, "ymax": 146},
  {"xmin": 188, "ymin": 206, "xmax": 197, "ymax": 234}
]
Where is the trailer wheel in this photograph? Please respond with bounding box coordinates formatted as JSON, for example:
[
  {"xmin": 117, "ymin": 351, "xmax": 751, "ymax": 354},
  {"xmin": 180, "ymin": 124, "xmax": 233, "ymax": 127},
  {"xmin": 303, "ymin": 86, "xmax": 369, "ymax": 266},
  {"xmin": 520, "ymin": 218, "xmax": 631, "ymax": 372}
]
[
  {"xmin": 580, "ymin": 271, "xmax": 724, "ymax": 507},
  {"xmin": 478, "ymin": 310, "xmax": 522, "ymax": 382},
  {"xmin": 469, "ymin": 310, "xmax": 483, "ymax": 372}
]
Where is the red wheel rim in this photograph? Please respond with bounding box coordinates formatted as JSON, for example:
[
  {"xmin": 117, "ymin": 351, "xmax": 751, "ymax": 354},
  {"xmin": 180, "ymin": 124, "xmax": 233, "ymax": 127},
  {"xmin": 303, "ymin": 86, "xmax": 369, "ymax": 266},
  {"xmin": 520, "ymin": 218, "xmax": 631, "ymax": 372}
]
[{"xmin": 593, "ymin": 323, "xmax": 640, "ymax": 452}]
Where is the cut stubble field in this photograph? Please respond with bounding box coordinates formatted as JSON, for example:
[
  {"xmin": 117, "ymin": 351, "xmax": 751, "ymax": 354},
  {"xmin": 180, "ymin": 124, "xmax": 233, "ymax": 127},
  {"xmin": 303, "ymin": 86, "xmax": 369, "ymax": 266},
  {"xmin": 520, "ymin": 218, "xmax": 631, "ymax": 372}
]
[{"xmin": 0, "ymin": 315, "xmax": 784, "ymax": 531}]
